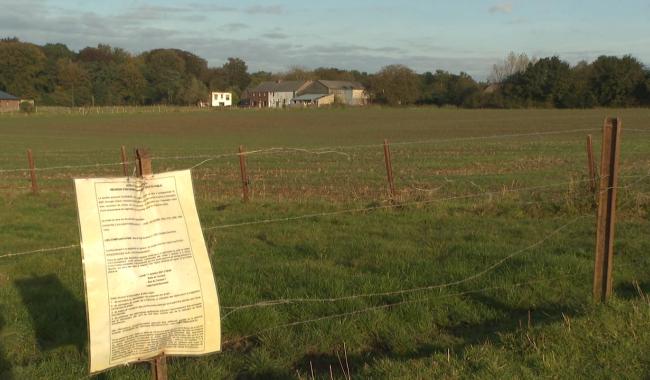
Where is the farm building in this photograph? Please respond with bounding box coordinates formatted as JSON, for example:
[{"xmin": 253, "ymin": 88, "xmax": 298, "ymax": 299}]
[
  {"xmin": 0, "ymin": 90, "xmax": 20, "ymax": 112},
  {"xmin": 211, "ymin": 92, "xmax": 232, "ymax": 107},
  {"xmin": 247, "ymin": 81, "xmax": 312, "ymax": 108},
  {"xmin": 301, "ymin": 80, "xmax": 368, "ymax": 106},
  {"xmin": 291, "ymin": 93, "xmax": 335, "ymax": 108}
]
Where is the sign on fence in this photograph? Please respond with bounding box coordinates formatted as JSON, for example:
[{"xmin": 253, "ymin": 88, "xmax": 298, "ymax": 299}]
[{"xmin": 74, "ymin": 170, "xmax": 221, "ymax": 373}]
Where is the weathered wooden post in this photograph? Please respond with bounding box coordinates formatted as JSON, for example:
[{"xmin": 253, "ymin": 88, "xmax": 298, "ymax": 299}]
[
  {"xmin": 135, "ymin": 147, "xmax": 167, "ymax": 379},
  {"xmin": 120, "ymin": 145, "xmax": 129, "ymax": 177},
  {"xmin": 593, "ymin": 117, "xmax": 622, "ymax": 303},
  {"xmin": 586, "ymin": 134, "xmax": 596, "ymax": 193},
  {"xmin": 27, "ymin": 148, "xmax": 38, "ymax": 194},
  {"xmin": 383, "ymin": 139, "xmax": 396, "ymax": 198},
  {"xmin": 136, "ymin": 148, "xmax": 152, "ymax": 177},
  {"xmin": 238, "ymin": 145, "xmax": 250, "ymax": 202}
]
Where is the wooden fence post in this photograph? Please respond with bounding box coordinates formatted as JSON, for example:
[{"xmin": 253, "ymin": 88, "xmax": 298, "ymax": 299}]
[
  {"xmin": 586, "ymin": 135, "xmax": 596, "ymax": 193},
  {"xmin": 593, "ymin": 117, "xmax": 622, "ymax": 303},
  {"xmin": 238, "ymin": 145, "xmax": 250, "ymax": 202},
  {"xmin": 151, "ymin": 355, "xmax": 167, "ymax": 380},
  {"xmin": 120, "ymin": 145, "xmax": 129, "ymax": 177},
  {"xmin": 135, "ymin": 148, "xmax": 153, "ymax": 177},
  {"xmin": 135, "ymin": 147, "xmax": 166, "ymax": 379},
  {"xmin": 27, "ymin": 148, "xmax": 38, "ymax": 194},
  {"xmin": 383, "ymin": 139, "xmax": 396, "ymax": 198}
]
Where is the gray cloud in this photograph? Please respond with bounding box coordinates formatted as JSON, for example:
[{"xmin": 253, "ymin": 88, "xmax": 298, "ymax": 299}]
[
  {"xmin": 0, "ymin": 1, "xmax": 508, "ymax": 79},
  {"xmin": 262, "ymin": 31, "xmax": 289, "ymax": 40},
  {"xmin": 245, "ymin": 5, "xmax": 285, "ymax": 14},
  {"xmin": 488, "ymin": 3, "xmax": 513, "ymax": 14},
  {"xmin": 184, "ymin": 2, "xmax": 284, "ymax": 14},
  {"xmin": 219, "ymin": 23, "xmax": 249, "ymax": 32}
]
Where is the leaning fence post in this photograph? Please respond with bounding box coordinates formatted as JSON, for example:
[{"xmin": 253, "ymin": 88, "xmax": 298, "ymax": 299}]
[
  {"xmin": 27, "ymin": 148, "xmax": 38, "ymax": 194},
  {"xmin": 383, "ymin": 139, "xmax": 396, "ymax": 198},
  {"xmin": 135, "ymin": 147, "xmax": 167, "ymax": 379},
  {"xmin": 593, "ymin": 117, "xmax": 622, "ymax": 303},
  {"xmin": 238, "ymin": 145, "xmax": 250, "ymax": 202},
  {"xmin": 120, "ymin": 145, "xmax": 129, "ymax": 177},
  {"xmin": 586, "ymin": 134, "xmax": 596, "ymax": 194}
]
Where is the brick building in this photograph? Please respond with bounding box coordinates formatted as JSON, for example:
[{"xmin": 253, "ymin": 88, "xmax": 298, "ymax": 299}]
[{"xmin": 0, "ymin": 90, "xmax": 20, "ymax": 112}]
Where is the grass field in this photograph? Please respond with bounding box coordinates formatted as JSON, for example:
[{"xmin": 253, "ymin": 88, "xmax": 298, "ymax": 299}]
[{"xmin": 1, "ymin": 107, "xmax": 650, "ymax": 379}]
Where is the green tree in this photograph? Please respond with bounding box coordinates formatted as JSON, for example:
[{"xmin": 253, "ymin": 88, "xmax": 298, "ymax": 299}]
[
  {"xmin": 312, "ymin": 67, "xmax": 356, "ymax": 81},
  {"xmin": 53, "ymin": 58, "xmax": 92, "ymax": 106},
  {"xmin": 281, "ymin": 66, "xmax": 314, "ymax": 81},
  {"xmin": 0, "ymin": 40, "xmax": 47, "ymax": 99},
  {"xmin": 174, "ymin": 50, "xmax": 209, "ymax": 83},
  {"xmin": 502, "ymin": 56, "xmax": 573, "ymax": 107},
  {"xmin": 248, "ymin": 71, "xmax": 274, "ymax": 86},
  {"xmin": 589, "ymin": 55, "xmax": 646, "ymax": 106},
  {"xmin": 207, "ymin": 67, "xmax": 228, "ymax": 91},
  {"xmin": 370, "ymin": 64, "xmax": 421, "ymax": 105},
  {"xmin": 419, "ymin": 70, "xmax": 480, "ymax": 107},
  {"xmin": 178, "ymin": 76, "xmax": 208, "ymax": 105},
  {"xmin": 115, "ymin": 59, "xmax": 146, "ymax": 105},
  {"xmin": 222, "ymin": 57, "xmax": 251, "ymax": 93},
  {"xmin": 142, "ymin": 49, "xmax": 186, "ymax": 103}
]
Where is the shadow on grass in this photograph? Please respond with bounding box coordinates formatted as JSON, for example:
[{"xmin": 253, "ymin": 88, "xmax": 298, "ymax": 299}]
[
  {"xmin": 287, "ymin": 294, "xmax": 585, "ymax": 378},
  {"xmin": 614, "ymin": 280, "xmax": 650, "ymax": 301},
  {"xmin": 0, "ymin": 307, "xmax": 13, "ymax": 380},
  {"xmin": 14, "ymin": 274, "xmax": 86, "ymax": 353}
]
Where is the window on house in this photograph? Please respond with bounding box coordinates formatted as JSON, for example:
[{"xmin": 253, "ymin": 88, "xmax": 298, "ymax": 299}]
[{"xmin": 226, "ymin": 95, "xmax": 230, "ymax": 100}]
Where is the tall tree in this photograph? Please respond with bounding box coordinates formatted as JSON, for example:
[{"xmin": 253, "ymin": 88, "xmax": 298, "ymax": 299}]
[
  {"xmin": 142, "ymin": 49, "xmax": 186, "ymax": 104},
  {"xmin": 489, "ymin": 52, "xmax": 533, "ymax": 83},
  {"xmin": 53, "ymin": 58, "xmax": 92, "ymax": 106},
  {"xmin": 501, "ymin": 56, "xmax": 573, "ymax": 107},
  {"xmin": 370, "ymin": 64, "xmax": 421, "ymax": 105},
  {"xmin": 0, "ymin": 40, "xmax": 47, "ymax": 99},
  {"xmin": 589, "ymin": 55, "xmax": 646, "ymax": 106},
  {"xmin": 222, "ymin": 57, "xmax": 251, "ymax": 92}
]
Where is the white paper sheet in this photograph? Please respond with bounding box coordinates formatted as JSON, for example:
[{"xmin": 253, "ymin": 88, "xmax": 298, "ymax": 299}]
[{"xmin": 74, "ymin": 170, "xmax": 220, "ymax": 373}]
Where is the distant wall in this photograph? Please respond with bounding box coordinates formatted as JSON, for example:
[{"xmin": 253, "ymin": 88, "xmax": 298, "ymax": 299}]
[
  {"xmin": 269, "ymin": 91, "xmax": 295, "ymax": 108},
  {"xmin": 0, "ymin": 99, "xmax": 20, "ymax": 112}
]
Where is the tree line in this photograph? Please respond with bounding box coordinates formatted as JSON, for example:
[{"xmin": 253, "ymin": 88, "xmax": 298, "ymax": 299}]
[{"xmin": 1, "ymin": 38, "xmax": 649, "ymax": 108}]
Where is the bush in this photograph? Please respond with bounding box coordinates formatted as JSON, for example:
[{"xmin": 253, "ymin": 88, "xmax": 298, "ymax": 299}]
[{"xmin": 19, "ymin": 101, "xmax": 35, "ymax": 113}]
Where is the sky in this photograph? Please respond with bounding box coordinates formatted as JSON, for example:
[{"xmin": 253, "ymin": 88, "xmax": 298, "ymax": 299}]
[{"xmin": 1, "ymin": 0, "xmax": 649, "ymax": 79}]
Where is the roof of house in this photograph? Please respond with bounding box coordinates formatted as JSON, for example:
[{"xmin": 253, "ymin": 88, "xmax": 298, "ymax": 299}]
[
  {"xmin": 251, "ymin": 80, "xmax": 311, "ymax": 93},
  {"xmin": 292, "ymin": 93, "xmax": 332, "ymax": 102},
  {"xmin": 0, "ymin": 90, "xmax": 19, "ymax": 100},
  {"xmin": 318, "ymin": 80, "xmax": 365, "ymax": 90}
]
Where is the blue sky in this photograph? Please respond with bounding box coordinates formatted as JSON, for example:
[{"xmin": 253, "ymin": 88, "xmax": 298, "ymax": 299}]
[{"xmin": 1, "ymin": 0, "xmax": 649, "ymax": 79}]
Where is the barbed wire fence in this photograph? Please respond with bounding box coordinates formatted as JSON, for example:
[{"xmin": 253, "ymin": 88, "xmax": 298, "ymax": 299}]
[{"xmin": 0, "ymin": 125, "xmax": 649, "ymax": 357}]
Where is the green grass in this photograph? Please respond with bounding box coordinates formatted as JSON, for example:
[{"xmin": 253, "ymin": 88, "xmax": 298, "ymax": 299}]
[{"xmin": 0, "ymin": 107, "xmax": 649, "ymax": 379}]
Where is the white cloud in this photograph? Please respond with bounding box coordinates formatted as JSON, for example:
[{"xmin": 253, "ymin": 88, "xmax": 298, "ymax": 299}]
[{"xmin": 488, "ymin": 3, "xmax": 513, "ymax": 14}]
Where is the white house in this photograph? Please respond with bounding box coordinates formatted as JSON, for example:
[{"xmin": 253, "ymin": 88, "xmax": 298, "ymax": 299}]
[{"xmin": 211, "ymin": 92, "xmax": 232, "ymax": 107}]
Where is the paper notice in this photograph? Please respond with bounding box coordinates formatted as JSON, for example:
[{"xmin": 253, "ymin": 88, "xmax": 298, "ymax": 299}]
[{"xmin": 74, "ymin": 170, "xmax": 220, "ymax": 373}]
